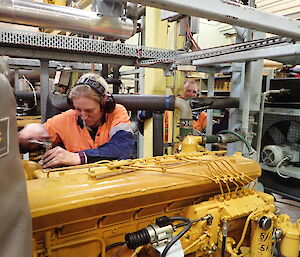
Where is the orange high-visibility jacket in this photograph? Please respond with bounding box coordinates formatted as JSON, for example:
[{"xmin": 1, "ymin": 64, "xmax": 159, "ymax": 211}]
[
  {"xmin": 44, "ymin": 104, "xmax": 134, "ymax": 161},
  {"xmin": 193, "ymin": 111, "xmax": 207, "ymax": 132}
]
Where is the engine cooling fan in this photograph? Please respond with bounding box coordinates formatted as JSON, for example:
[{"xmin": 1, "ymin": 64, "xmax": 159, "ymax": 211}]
[{"xmin": 260, "ymin": 120, "xmax": 300, "ymax": 179}]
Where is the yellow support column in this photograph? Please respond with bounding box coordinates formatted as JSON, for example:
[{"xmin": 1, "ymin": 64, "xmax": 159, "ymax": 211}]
[
  {"xmin": 143, "ymin": 7, "xmax": 168, "ymax": 157},
  {"xmin": 165, "ymin": 21, "xmax": 187, "ymax": 153}
]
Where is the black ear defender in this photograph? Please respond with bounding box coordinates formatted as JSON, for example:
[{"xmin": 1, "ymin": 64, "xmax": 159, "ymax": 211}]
[
  {"xmin": 101, "ymin": 94, "xmax": 116, "ymax": 113},
  {"xmin": 74, "ymin": 77, "xmax": 116, "ymax": 113}
]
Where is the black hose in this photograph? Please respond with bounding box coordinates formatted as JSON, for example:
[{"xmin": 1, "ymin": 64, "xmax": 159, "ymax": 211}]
[
  {"xmin": 218, "ymin": 130, "xmax": 254, "ymax": 155},
  {"xmin": 125, "ymin": 228, "xmax": 151, "ymax": 249},
  {"xmin": 175, "ymin": 217, "xmax": 208, "ymax": 228},
  {"xmin": 221, "ymin": 235, "xmax": 227, "ymax": 257},
  {"xmin": 98, "ymin": 242, "xmax": 125, "ymax": 257},
  {"xmin": 276, "ymin": 240, "xmax": 284, "ymax": 257},
  {"xmin": 161, "ymin": 217, "xmax": 192, "ymax": 257},
  {"xmin": 220, "ymin": 220, "xmax": 228, "ymax": 257}
]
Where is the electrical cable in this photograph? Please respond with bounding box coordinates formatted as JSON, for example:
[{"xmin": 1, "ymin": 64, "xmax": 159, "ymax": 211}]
[
  {"xmin": 221, "ymin": 220, "xmax": 228, "ymax": 257},
  {"xmin": 218, "ymin": 130, "xmax": 255, "ymax": 155},
  {"xmin": 221, "ymin": 235, "xmax": 227, "ymax": 257},
  {"xmin": 161, "ymin": 217, "xmax": 192, "ymax": 257},
  {"xmin": 22, "ymin": 75, "xmax": 37, "ymax": 110},
  {"xmin": 174, "ymin": 216, "xmax": 210, "ymax": 228},
  {"xmin": 98, "ymin": 242, "xmax": 125, "ymax": 257},
  {"xmin": 187, "ymin": 23, "xmax": 201, "ymax": 50},
  {"xmin": 276, "ymin": 156, "xmax": 290, "ymax": 179},
  {"xmin": 276, "ymin": 240, "xmax": 284, "ymax": 257}
]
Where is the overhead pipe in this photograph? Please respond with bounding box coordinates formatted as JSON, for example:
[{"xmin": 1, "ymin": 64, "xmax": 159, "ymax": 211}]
[
  {"xmin": 123, "ymin": 0, "xmax": 300, "ymax": 39},
  {"xmin": 46, "ymin": 93, "xmax": 193, "ymax": 136},
  {"xmin": 113, "ymin": 95, "xmax": 176, "ymax": 111},
  {"xmin": 187, "ymin": 97, "xmax": 239, "ymax": 110},
  {"xmin": 114, "ymin": 95, "xmax": 192, "ymax": 138},
  {"xmin": 0, "ymin": 0, "xmax": 134, "ymax": 40},
  {"xmin": 40, "ymin": 94, "xmax": 236, "ymax": 127},
  {"xmin": 9, "ymin": 69, "xmax": 56, "ymax": 86}
]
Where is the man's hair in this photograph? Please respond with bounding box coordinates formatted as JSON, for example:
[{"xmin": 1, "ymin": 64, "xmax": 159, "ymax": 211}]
[
  {"xmin": 183, "ymin": 79, "xmax": 198, "ymax": 90},
  {"xmin": 69, "ymin": 73, "xmax": 108, "ymax": 103}
]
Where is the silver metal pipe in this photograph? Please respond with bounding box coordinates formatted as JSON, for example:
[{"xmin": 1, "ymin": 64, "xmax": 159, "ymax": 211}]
[
  {"xmin": 124, "ymin": 0, "xmax": 300, "ymax": 39},
  {"xmin": 175, "ymin": 97, "xmax": 192, "ymax": 121},
  {"xmin": 0, "ymin": 0, "xmax": 134, "ymax": 40},
  {"xmin": 193, "ymin": 42, "xmax": 300, "ymax": 66},
  {"xmin": 175, "ymin": 97, "xmax": 193, "ymax": 138},
  {"xmin": 241, "ymin": 62, "xmax": 252, "ymax": 156}
]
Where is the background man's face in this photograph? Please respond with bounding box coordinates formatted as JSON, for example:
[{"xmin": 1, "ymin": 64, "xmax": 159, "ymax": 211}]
[{"xmin": 184, "ymin": 84, "xmax": 198, "ymax": 97}]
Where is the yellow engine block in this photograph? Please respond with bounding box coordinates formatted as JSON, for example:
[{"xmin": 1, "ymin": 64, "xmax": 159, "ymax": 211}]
[{"xmin": 25, "ymin": 151, "xmax": 299, "ymax": 257}]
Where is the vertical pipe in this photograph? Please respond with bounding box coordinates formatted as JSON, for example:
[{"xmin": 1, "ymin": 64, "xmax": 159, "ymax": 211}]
[
  {"xmin": 113, "ymin": 65, "xmax": 121, "ymax": 94},
  {"xmin": 227, "ymin": 68, "xmax": 245, "ymax": 155},
  {"xmin": 40, "ymin": 59, "xmax": 49, "ymax": 123},
  {"xmin": 14, "ymin": 68, "xmax": 20, "ymax": 91},
  {"xmin": 152, "ymin": 112, "xmax": 164, "ymax": 156},
  {"xmin": 138, "ymin": 19, "xmax": 145, "ymax": 158},
  {"xmin": 241, "ymin": 62, "xmax": 252, "ymax": 155},
  {"xmin": 205, "ymin": 73, "xmax": 214, "ymax": 150},
  {"xmin": 101, "ymin": 64, "xmax": 109, "ymax": 79},
  {"xmin": 255, "ymin": 93, "xmax": 265, "ymax": 162}
]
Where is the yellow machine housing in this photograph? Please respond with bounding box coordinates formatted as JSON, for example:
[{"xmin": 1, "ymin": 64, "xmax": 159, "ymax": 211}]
[{"xmin": 25, "ymin": 151, "xmax": 300, "ymax": 257}]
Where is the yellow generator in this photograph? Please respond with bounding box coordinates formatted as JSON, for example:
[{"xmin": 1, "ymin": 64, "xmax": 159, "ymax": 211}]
[{"xmin": 25, "ymin": 151, "xmax": 300, "ymax": 257}]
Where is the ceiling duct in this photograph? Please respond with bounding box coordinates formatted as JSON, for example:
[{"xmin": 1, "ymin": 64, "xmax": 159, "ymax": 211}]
[{"xmin": 0, "ymin": 0, "xmax": 134, "ymax": 40}]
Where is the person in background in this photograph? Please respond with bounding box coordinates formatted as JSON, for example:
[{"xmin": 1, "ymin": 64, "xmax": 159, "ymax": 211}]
[
  {"xmin": 19, "ymin": 73, "xmax": 134, "ymax": 168},
  {"xmin": 182, "ymin": 79, "xmax": 207, "ymax": 132},
  {"xmin": 183, "ymin": 79, "xmax": 229, "ymax": 134}
]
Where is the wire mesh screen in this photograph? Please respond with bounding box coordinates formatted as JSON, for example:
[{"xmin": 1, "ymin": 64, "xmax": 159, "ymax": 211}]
[{"xmin": 262, "ymin": 113, "xmax": 300, "ymax": 151}]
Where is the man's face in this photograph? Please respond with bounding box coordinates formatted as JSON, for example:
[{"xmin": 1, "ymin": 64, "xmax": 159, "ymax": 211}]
[
  {"xmin": 73, "ymin": 96, "xmax": 103, "ymax": 127},
  {"xmin": 184, "ymin": 84, "xmax": 198, "ymax": 98}
]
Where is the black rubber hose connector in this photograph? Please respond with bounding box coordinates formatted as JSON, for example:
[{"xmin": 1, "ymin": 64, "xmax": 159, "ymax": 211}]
[{"xmin": 125, "ymin": 228, "xmax": 151, "ymax": 249}]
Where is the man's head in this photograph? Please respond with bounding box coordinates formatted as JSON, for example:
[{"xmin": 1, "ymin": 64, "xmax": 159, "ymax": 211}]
[
  {"xmin": 183, "ymin": 80, "xmax": 198, "ymax": 98},
  {"xmin": 69, "ymin": 73, "xmax": 113, "ymax": 128}
]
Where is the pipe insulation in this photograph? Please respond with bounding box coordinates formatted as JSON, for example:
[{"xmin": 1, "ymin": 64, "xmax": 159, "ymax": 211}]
[
  {"xmin": 187, "ymin": 97, "xmax": 239, "ymax": 110},
  {"xmin": 0, "ymin": 0, "xmax": 134, "ymax": 40},
  {"xmin": 113, "ymin": 95, "xmax": 176, "ymax": 112},
  {"xmin": 17, "ymin": 93, "xmax": 238, "ymax": 123}
]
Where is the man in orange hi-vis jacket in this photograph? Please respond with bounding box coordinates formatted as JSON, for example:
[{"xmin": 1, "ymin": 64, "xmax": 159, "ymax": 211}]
[
  {"xmin": 138, "ymin": 80, "xmax": 207, "ymax": 138},
  {"xmin": 19, "ymin": 73, "xmax": 134, "ymax": 168},
  {"xmin": 183, "ymin": 80, "xmax": 207, "ymax": 132}
]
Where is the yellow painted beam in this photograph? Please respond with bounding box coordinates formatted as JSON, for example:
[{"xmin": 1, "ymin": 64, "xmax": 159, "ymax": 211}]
[{"xmin": 143, "ymin": 7, "xmax": 168, "ymax": 157}]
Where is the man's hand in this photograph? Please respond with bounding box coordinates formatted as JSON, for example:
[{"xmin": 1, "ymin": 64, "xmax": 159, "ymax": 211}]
[{"xmin": 42, "ymin": 146, "xmax": 81, "ymax": 168}]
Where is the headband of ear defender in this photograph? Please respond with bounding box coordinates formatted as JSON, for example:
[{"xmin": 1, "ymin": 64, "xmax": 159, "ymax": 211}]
[
  {"xmin": 75, "ymin": 77, "xmax": 116, "ymax": 113},
  {"xmin": 76, "ymin": 77, "xmax": 106, "ymax": 96}
]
